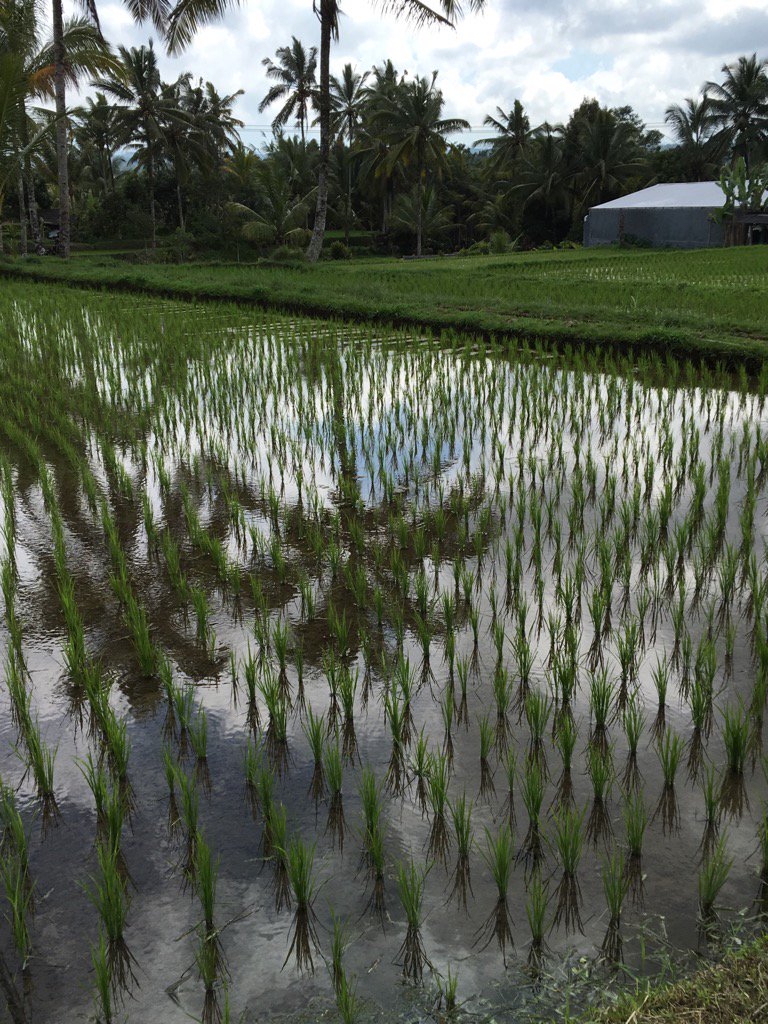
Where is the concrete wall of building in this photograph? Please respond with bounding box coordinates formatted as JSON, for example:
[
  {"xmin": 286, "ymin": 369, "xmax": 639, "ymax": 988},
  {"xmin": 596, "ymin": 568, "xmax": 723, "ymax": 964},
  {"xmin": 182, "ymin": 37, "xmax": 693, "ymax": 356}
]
[{"xmin": 583, "ymin": 207, "xmax": 724, "ymax": 248}]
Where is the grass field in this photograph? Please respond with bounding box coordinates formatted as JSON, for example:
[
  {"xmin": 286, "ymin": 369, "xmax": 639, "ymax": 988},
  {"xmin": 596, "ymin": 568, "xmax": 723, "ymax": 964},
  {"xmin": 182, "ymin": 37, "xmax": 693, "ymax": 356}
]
[{"xmin": 2, "ymin": 244, "xmax": 768, "ymax": 366}]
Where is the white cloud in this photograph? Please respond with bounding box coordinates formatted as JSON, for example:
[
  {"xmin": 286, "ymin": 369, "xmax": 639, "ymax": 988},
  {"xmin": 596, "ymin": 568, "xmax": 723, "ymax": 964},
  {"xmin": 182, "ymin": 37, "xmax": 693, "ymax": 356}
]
[{"xmin": 59, "ymin": 0, "xmax": 768, "ymax": 142}]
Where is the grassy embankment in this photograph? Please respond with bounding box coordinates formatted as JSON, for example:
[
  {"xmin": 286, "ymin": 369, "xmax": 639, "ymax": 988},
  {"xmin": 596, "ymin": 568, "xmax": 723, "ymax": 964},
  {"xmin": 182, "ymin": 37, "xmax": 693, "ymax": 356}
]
[
  {"xmin": 2, "ymin": 244, "xmax": 768, "ymax": 367},
  {"xmin": 584, "ymin": 934, "xmax": 768, "ymax": 1023}
]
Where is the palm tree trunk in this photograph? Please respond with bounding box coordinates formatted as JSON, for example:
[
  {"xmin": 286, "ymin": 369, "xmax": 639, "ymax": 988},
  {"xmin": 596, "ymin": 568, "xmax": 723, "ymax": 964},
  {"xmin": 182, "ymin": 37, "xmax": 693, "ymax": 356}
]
[
  {"xmin": 52, "ymin": 0, "xmax": 70, "ymax": 258},
  {"xmin": 148, "ymin": 149, "xmax": 157, "ymax": 250},
  {"xmin": 177, "ymin": 183, "xmax": 185, "ymax": 232},
  {"xmin": 17, "ymin": 175, "xmax": 28, "ymax": 256},
  {"xmin": 20, "ymin": 115, "xmax": 43, "ymax": 253},
  {"xmin": 306, "ymin": 2, "xmax": 332, "ymax": 263},
  {"xmin": 416, "ymin": 168, "xmax": 423, "ymax": 257}
]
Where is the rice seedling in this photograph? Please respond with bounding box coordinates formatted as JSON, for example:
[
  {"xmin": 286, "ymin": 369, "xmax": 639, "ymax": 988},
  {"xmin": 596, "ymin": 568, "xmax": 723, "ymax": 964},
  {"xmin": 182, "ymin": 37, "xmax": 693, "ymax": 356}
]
[
  {"xmin": 448, "ymin": 793, "xmax": 474, "ymax": 913},
  {"xmin": 650, "ymin": 655, "xmax": 670, "ymax": 737},
  {"xmin": 586, "ymin": 744, "xmax": 613, "ymax": 846},
  {"xmin": 477, "ymin": 825, "xmax": 515, "ymax": 964},
  {"xmin": 336, "ymin": 967, "xmax": 361, "ymax": 1024},
  {"xmin": 623, "ymin": 788, "xmax": 648, "ymax": 904},
  {"xmin": 589, "ymin": 669, "xmax": 614, "ymax": 750},
  {"xmin": 698, "ymin": 833, "xmax": 733, "ymax": 923},
  {"xmin": 720, "ymin": 702, "xmax": 750, "ymax": 818},
  {"xmin": 282, "ymin": 836, "xmax": 319, "ymax": 974},
  {"xmin": 654, "ymin": 729, "xmax": 683, "ymax": 835},
  {"xmin": 525, "ymin": 870, "xmax": 550, "ymax": 971},
  {"xmin": 19, "ymin": 716, "xmax": 59, "ymax": 830},
  {"xmin": 435, "ymin": 962, "xmax": 459, "ymax": 1015},
  {"xmin": 384, "ymin": 685, "xmax": 407, "ymax": 795},
  {"xmin": 259, "ymin": 666, "xmax": 289, "ymax": 774},
  {"xmin": 519, "ymin": 758, "xmax": 545, "ymax": 865},
  {"xmin": 601, "ymin": 850, "xmax": 629, "ymax": 962},
  {"xmin": 427, "ymin": 751, "xmax": 451, "ymax": 866},
  {"xmin": 328, "ymin": 909, "xmax": 351, "ymax": 992},
  {"xmin": 303, "ymin": 705, "xmax": 326, "ymax": 802},
  {"xmin": 395, "ymin": 858, "xmax": 430, "ymax": 983},
  {"xmin": 621, "ymin": 697, "xmax": 645, "ymax": 791},
  {"xmin": 551, "ymin": 804, "xmax": 586, "ymax": 935},
  {"xmin": 85, "ymin": 841, "xmax": 136, "ymax": 993},
  {"xmin": 176, "ymin": 764, "xmax": 200, "ymax": 879},
  {"xmin": 477, "ymin": 714, "xmax": 496, "ymax": 803},
  {"xmin": 338, "ymin": 666, "xmax": 358, "ymax": 762},
  {"xmin": 91, "ymin": 928, "xmax": 114, "ymax": 1024},
  {"xmin": 324, "ymin": 736, "xmax": 346, "ymax": 853},
  {"xmin": 409, "ymin": 727, "xmax": 430, "ymax": 815},
  {"xmin": 0, "ymin": 851, "xmax": 33, "ymax": 969}
]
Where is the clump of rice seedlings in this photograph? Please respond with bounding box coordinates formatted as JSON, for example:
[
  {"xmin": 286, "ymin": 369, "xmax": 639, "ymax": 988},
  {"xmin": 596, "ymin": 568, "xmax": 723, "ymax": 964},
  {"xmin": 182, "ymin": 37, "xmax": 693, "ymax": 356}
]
[
  {"xmin": 441, "ymin": 685, "xmax": 454, "ymax": 762},
  {"xmin": 758, "ymin": 806, "xmax": 768, "ymax": 902},
  {"xmin": 687, "ymin": 675, "xmax": 710, "ymax": 781},
  {"xmin": 519, "ymin": 758, "xmax": 545, "ymax": 866},
  {"xmin": 586, "ymin": 744, "xmax": 613, "ymax": 846},
  {"xmin": 0, "ymin": 849, "xmax": 33, "ymax": 969},
  {"xmin": 395, "ymin": 858, "xmax": 430, "ymax": 983},
  {"xmin": 498, "ymin": 748, "xmax": 516, "ymax": 828},
  {"xmin": 85, "ymin": 841, "xmax": 137, "ymax": 993},
  {"xmin": 477, "ymin": 715, "xmax": 496, "ymax": 804},
  {"xmin": 195, "ymin": 921, "xmax": 222, "ymax": 1024},
  {"xmin": 621, "ymin": 697, "xmax": 645, "ymax": 790},
  {"xmin": 188, "ymin": 707, "xmax": 211, "ymax": 793},
  {"xmin": 190, "ymin": 585, "xmax": 215, "ymax": 652},
  {"xmin": 427, "ymin": 752, "xmax": 451, "ymax": 867},
  {"xmin": 526, "ymin": 870, "xmax": 550, "ymax": 971},
  {"xmin": 163, "ymin": 744, "xmax": 180, "ymax": 833},
  {"xmin": 435, "ymin": 963, "xmax": 459, "ymax": 1015},
  {"xmin": 259, "ymin": 666, "xmax": 289, "ymax": 775},
  {"xmin": 589, "ymin": 669, "xmax": 614, "ymax": 751},
  {"xmin": 328, "ymin": 909, "xmax": 352, "ymax": 993},
  {"xmin": 195, "ymin": 832, "xmax": 223, "ymax": 976},
  {"xmin": 282, "ymin": 836, "xmax": 319, "ymax": 974},
  {"xmin": 303, "ymin": 705, "xmax": 326, "ymax": 802},
  {"xmin": 448, "ymin": 793, "xmax": 474, "ymax": 913},
  {"xmin": 324, "ymin": 736, "xmax": 345, "ymax": 853},
  {"xmin": 551, "ymin": 804, "xmax": 585, "ymax": 935},
  {"xmin": 336, "ymin": 967, "xmax": 361, "ymax": 1024},
  {"xmin": 20, "ymin": 716, "xmax": 59, "ymax": 831},
  {"xmin": 720, "ymin": 702, "xmax": 750, "ymax": 818},
  {"xmin": 524, "ymin": 689, "xmax": 552, "ymax": 769},
  {"xmin": 384, "ymin": 685, "xmax": 407, "ymax": 795},
  {"xmin": 653, "ymin": 729, "xmax": 683, "ymax": 835},
  {"xmin": 554, "ymin": 713, "xmax": 577, "ymax": 807},
  {"xmin": 241, "ymin": 645, "xmax": 261, "ymax": 731},
  {"xmin": 364, "ymin": 821, "xmax": 387, "ymax": 922},
  {"xmin": 698, "ymin": 833, "xmax": 733, "ymax": 925},
  {"xmin": 601, "ymin": 850, "xmax": 629, "ymax": 963},
  {"xmin": 409, "ymin": 727, "xmax": 430, "ymax": 815},
  {"xmin": 359, "ymin": 767, "xmax": 383, "ymax": 862},
  {"xmin": 269, "ymin": 802, "xmax": 291, "ymax": 913},
  {"xmin": 456, "ymin": 655, "xmax": 470, "ymax": 726},
  {"xmin": 492, "ymin": 666, "xmax": 512, "ymax": 750},
  {"xmin": 650, "ymin": 655, "xmax": 670, "ymax": 738},
  {"xmin": 91, "ymin": 928, "xmax": 114, "ymax": 1024},
  {"xmin": 699, "ymin": 763, "xmax": 721, "ymax": 858},
  {"xmin": 476, "ymin": 825, "xmax": 515, "ymax": 965},
  {"xmin": 338, "ymin": 666, "xmax": 357, "ymax": 762},
  {"xmin": 253, "ymin": 758, "xmax": 276, "ymax": 855},
  {"xmin": 176, "ymin": 764, "xmax": 199, "ymax": 880},
  {"xmin": 623, "ymin": 789, "xmax": 647, "ymax": 905}
]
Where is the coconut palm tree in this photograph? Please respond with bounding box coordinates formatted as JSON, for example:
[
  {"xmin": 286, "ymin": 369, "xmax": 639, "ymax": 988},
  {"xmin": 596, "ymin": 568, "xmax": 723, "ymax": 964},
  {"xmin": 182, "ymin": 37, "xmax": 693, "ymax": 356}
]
[
  {"xmin": 330, "ymin": 63, "xmax": 368, "ymax": 242},
  {"xmin": 479, "ymin": 100, "xmax": 533, "ymax": 169},
  {"xmin": 374, "ymin": 72, "xmax": 468, "ymax": 256},
  {"xmin": 512, "ymin": 123, "xmax": 571, "ymax": 239},
  {"xmin": 91, "ymin": 41, "xmax": 190, "ymax": 248},
  {"xmin": 166, "ymin": 0, "xmax": 488, "ymax": 261},
  {"xmin": 259, "ymin": 37, "xmax": 317, "ymax": 145},
  {"xmin": 664, "ymin": 95, "xmax": 721, "ymax": 181},
  {"xmin": 574, "ymin": 107, "xmax": 645, "ymax": 208},
  {"xmin": 706, "ymin": 53, "xmax": 768, "ymax": 173}
]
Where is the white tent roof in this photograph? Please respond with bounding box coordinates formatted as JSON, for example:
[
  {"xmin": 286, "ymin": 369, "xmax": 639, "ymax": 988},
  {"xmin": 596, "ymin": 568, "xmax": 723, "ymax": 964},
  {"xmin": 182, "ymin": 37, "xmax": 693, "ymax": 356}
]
[{"xmin": 592, "ymin": 182, "xmax": 724, "ymax": 210}]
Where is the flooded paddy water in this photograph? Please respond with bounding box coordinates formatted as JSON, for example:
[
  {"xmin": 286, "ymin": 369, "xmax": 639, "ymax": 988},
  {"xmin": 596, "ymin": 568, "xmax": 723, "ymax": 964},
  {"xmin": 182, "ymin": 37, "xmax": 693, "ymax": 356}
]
[{"xmin": 0, "ymin": 283, "xmax": 767, "ymax": 1023}]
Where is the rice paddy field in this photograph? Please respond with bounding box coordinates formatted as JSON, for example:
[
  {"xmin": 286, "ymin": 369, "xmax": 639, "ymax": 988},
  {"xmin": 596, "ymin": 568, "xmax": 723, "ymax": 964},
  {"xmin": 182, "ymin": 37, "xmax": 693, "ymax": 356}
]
[{"xmin": 1, "ymin": 280, "xmax": 768, "ymax": 1023}]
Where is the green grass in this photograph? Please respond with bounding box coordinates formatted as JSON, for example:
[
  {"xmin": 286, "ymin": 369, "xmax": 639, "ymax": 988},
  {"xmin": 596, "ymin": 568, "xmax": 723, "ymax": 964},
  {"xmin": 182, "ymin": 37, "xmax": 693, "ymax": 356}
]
[{"xmin": 4, "ymin": 246, "xmax": 768, "ymax": 366}]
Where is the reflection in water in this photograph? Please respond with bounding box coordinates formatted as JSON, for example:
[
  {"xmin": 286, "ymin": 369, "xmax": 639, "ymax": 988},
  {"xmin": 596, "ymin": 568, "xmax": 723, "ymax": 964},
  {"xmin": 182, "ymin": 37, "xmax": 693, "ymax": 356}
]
[{"xmin": 0, "ymin": 286, "xmax": 767, "ymax": 1022}]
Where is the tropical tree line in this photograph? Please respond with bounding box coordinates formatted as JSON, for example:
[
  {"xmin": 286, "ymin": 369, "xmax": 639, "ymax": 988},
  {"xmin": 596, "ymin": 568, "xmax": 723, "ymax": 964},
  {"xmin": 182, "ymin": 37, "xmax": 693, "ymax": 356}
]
[{"xmin": 1, "ymin": 0, "xmax": 766, "ymax": 257}]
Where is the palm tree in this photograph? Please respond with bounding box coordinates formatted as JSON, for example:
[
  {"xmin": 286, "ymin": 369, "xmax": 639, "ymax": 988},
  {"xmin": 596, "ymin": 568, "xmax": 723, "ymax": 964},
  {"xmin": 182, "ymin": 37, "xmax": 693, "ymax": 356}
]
[
  {"xmin": 259, "ymin": 37, "xmax": 317, "ymax": 145},
  {"xmin": 706, "ymin": 53, "xmax": 768, "ymax": 174},
  {"xmin": 374, "ymin": 72, "xmax": 468, "ymax": 256},
  {"xmin": 664, "ymin": 95, "xmax": 720, "ymax": 181},
  {"xmin": 167, "ymin": 0, "xmax": 488, "ymax": 261},
  {"xmin": 0, "ymin": 0, "xmax": 113, "ymax": 252},
  {"xmin": 479, "ymin": 100, "xmax": 533, "ymax": 168},
  {"xmin": 228, "ymin": 159, "xmax": 313, "ymax": 247},
  {"xmin": 330, "ymin": 63, "xmax": 368, "ymax": 243},
  {"xmin": 391, "ymin": 181, "xmax": 452, "ymax": 251},
  {"xmin": 575, "ymin": 108, "xmax": 645, "ymax": 208},
  {"xmin": 73, "ymin": 92, "xmax": 120, "ymax": 194},
  {"xmin": 91, "ymin": 42, "xmax": 190, "ymax": 248},
  {"xmin": 513, "ymin": 123, "xmax": 571, "ymax": 239}
]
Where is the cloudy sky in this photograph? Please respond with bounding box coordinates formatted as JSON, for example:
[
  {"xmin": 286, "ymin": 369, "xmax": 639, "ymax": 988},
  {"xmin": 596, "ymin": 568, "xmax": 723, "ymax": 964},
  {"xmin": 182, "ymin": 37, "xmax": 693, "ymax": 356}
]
[{"xmin": 64, "ymin": 0, "xmax": 768, "ymax": 146}]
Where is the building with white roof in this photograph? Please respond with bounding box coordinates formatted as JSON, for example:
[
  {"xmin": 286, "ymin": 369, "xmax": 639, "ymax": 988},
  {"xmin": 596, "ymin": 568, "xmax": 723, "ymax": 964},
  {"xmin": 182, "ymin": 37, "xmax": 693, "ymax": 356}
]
[{"xmin": 583, "ymin": 182, "xmax": 726, "ymax": 248}]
